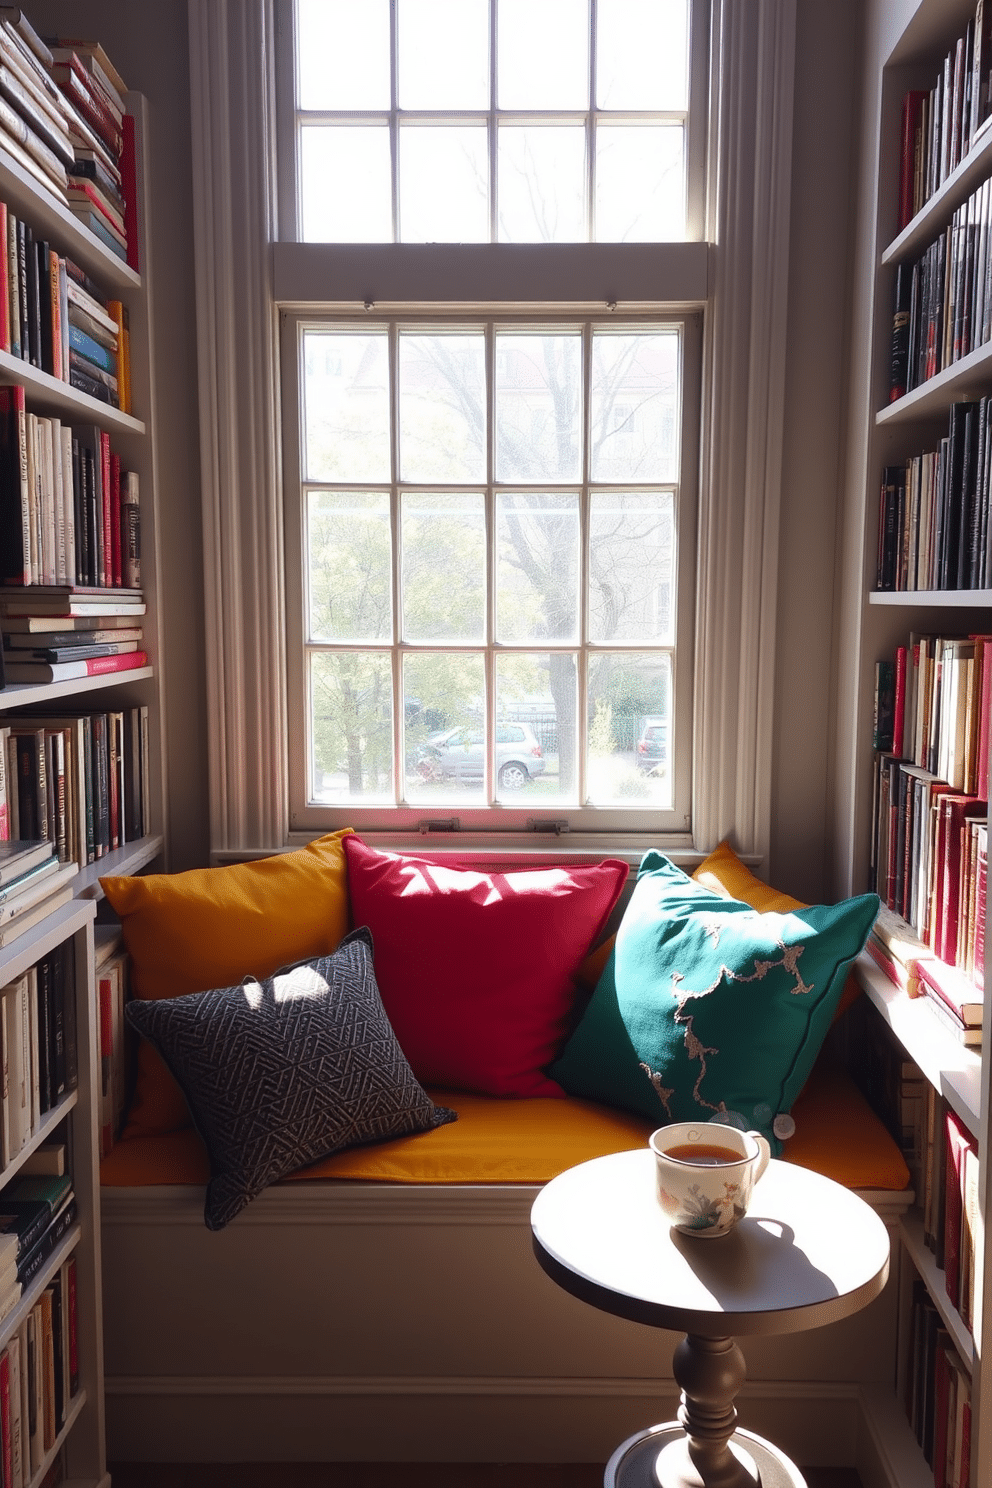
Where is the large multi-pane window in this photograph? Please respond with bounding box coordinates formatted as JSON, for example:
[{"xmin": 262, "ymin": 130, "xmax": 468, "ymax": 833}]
[{"xmin": 280, "ymin": 0, "xmax": 702, "ymax": 837}]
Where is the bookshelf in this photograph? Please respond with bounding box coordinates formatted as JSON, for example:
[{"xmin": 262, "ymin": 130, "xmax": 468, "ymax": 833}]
[
  {"xmin": 844, "ymin": 3, "xmax": 992, "ymax": 1485},
  {"xmin": 0, "ymin": 69, "xmax": 163, "ymax": 1488}
]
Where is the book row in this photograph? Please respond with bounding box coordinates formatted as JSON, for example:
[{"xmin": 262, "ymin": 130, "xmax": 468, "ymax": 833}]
[
  {"xmin": 904, "ymin": 1278, "xmax": 971, "ymax": 1488},
  {"xmin": 897, "ymin": 4, "xmax": 992, "ymax": 230},
  {"xmin": 867, "ymin": 899, "xmax": 985, "ymax": 1045},
  {"xmin": 873, "ymin": 632, "xmax": 990, "ymax": 796},
  {"xmin": 0, "ymin": 389, "xmax": 140, "ymax": 590},
  {"xmin": 870, "ymin": 750, "xmax": 985, "ymax": 997},
  {"xmin": 0, "ymin": 707, "xmax": 151, "ymax": 868},
  {"xmin": 0, "ymin": 942, "xmax": 76, "ymax": 1170},
  {"xmin": 0, "ymin": 11, "xmax": 134, "ymax": 272},
  {"xmin": 0, "ymin": 1239, "xmax": 77, "ymax": 1488},
  {"xmin": 889, "ymin": 170, "xmax": 992, "ymax": 401},
  {"xmin": 0, "ymin": 200, "xmax": 130, "ymax": 411},
  {"xmin": 876, "ymin": 399, "xmax": 992, "ymax": 592}
]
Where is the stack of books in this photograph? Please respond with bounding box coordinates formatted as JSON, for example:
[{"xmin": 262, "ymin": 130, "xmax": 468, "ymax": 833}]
[
  {"xmin": 0, "ymin": 587, "xmax": 145, "ymax": 687},
  {"xmin": 867, "ymin": 902, "xmax": 984, "ymax": 1048},
  {"xmin": 0, "ymin": 841, "xmax": 74, "ymax": 949},
  {"xmin": 0, "ymin": 9, "xmax": 72, "ymax": 204},
  {"xmin": 44, "ymin": 37, "xmax": 131, "ymax": 268}
]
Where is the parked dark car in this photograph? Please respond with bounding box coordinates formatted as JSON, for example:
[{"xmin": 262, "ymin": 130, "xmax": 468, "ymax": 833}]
[{"xmin": 636, "ymin": 717, "xmax": 669, "ymax": 773}]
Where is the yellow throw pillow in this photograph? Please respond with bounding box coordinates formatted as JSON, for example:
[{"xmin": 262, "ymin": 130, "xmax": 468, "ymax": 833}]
[
  {"xmin": 692, "ymin": 839, "xmax": 862, "ymax": 1022},
  {"xmin": 101, "ymin": 829, "xmax": 353, "ymax": 1138}
]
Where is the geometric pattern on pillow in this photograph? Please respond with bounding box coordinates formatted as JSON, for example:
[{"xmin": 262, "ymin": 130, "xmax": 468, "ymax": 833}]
[{"xmin": 124, "ymin": 928, "xmax": 457, "ymax": 1230}]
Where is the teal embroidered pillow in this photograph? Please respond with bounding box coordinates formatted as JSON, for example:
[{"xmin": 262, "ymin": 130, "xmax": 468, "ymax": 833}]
[{"xmin": 549, "ymin": 852, "xmax": 879, "ymax": 1154}]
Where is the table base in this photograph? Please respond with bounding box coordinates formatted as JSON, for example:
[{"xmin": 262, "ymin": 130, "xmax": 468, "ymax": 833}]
[{"xmin": 604, "ymin": 1422, "xmax": 807, "ymax": 1488}]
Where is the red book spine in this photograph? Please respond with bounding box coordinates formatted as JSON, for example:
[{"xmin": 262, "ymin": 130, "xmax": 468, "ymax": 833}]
[
  {"xmin": 121, "ymin": 114, "xmax": 138, "ymax": 275},
  {"xmin": 0, "ymin": 200, "xmax": 9, "ymax": 355},
  {"xmin": 975, "ymin": 831, "xmax": 986, "ymax": 992},
  {"xmin": 70, "ymin": 177, "xmax": 125, "ymax": 234},
  {"xmin": 79, "ymin": 650, "xmax": 147, "ymax": 677},
  {"xmin": 978, "ymin": 636, "xmax": 992, "ymax": 801},
  {"xmin": 893, "ymin": 646, "xmax": 907, "ymax": 756},
  {"xmin": 960, "ymin": 1395, "xmax": 971, "ymax": 1488},
  {"xmin": 98, "ymin": 972, "xmax": 112, "ymax": 1155},
  {"xmin": 48, "ymin": 249, "xmax": 60, "ymax": 381},
  {"xmin": 933, "ymin": 1338, "xmax": 951, "ymax": 1488},
  {"xmin": 900, "ymin": 91, "xmax": 928, "ymax": 228}
]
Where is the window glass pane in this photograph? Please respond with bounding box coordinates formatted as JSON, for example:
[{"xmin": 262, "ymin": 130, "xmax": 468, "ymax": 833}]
[
  {"xmin": 589, "ymin": 491, "xmax": 674, "ymax": 643},
  {"xmin": 297, "ymin": 0, "xmax": 391, "ymax": 110},
  {"xmin": 399, "ymin": 332, "xmax": 487, "ymax": 482},
  {"xmin": 300, "ymin": 127, "xmax": 392, "ymax": 242},
  {"xmin": 400, "ymin": 127, "xmax": 489, "ymax": 242},
  {"xmin": 496, "ymin": 654, "xmax": 576, "ymax": 800},
  {"xmin": 304, "ymin": 330, "xmax": 391, "ymax": 483},
  {"xmin": 495, "ymin": 332, "xmax": 582, "ymax": 480},
  {"xmin": 590, "ymin": 330, "xmax": 679, "ymax": 482},
  {"xmin": 498, "ymin": 0, "xmax": 589, "ymax": 109},
  {"xmin": 586, "ymin": 653, "xmax": 672, "ymax": 806},
  {"xmin": 307, "ymin": 491, "xmax": 392, "ymax": 641},
  {"xmin": 596, "ymin": 0, "xmax": 689, "ymax": 110},
  {"xmin": 403, "ymin": 654, "xmax": 486, "ymax": 801},
  {"xmin": 595, "ymin": 124, "xmax": 685, "ymax": 241},
  {"xmin": 496, "ymin": 492, "xmax": 579, "ymax": 643},
  {"xmin": 403, "ymin": 492, "xmax": 486, "ymax": 641},
  {"xmin": 311, "ymin": 650, "xmax": 394, "ymax": 803},
  {"xmin": 398, "ymin": 0, "xmax": 490, "ymax": 108},
  {"xmin": 497, "ymin": 126, "xmax": 586, "ymax": 242}
]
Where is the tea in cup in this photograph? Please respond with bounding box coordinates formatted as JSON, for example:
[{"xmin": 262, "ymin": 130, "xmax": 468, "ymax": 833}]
[{"xmin": 650, "ymin": 1122, "xmax": 771, "ymax": 1238}]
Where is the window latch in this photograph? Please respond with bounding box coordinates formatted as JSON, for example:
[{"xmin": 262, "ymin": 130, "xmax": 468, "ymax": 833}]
[
  {"xmin": 527, "ymin": 818, "xmax": 570, "ymax": 835},
  {"xmin": 418, "ymin": 818, "xmax": 460, "ymax": 834}
]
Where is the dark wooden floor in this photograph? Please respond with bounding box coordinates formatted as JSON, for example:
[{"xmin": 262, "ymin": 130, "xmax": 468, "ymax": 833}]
[{"xmin": 108, "ymin": 1465, "xmax": 861, "ymax": 1487}]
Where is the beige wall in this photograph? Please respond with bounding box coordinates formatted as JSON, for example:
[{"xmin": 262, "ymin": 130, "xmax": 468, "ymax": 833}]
[
  {"xmin": 26, "ymin": 3, "xmax": 868, "ymax": 891},
  {"xmin": 30, "ymin": 0, "xmax": 209, "ymax": 872}
]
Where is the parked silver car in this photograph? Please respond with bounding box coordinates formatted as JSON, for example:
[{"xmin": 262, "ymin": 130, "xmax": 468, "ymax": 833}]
[
  {"xmin": 636, "ymin": 717, "xmax": 669, "ymax": 773},
  {"xmin": 419, "ymin": 723, "xmax": 546, "ymax": 790}
]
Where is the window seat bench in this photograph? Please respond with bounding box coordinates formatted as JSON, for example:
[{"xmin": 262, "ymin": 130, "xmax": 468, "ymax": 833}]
[{"xmin": 98, "ymin": 1055, "xmax": 912, "ymax": 1470}]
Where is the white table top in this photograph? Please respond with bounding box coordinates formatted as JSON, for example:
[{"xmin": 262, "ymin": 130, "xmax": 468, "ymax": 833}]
[{"xmin": 531, "ymin": 1150, "xmax": 891, "ymax": 1338}]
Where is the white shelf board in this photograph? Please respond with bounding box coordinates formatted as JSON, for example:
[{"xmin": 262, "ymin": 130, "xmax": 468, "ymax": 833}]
[
  {"xmin": 75, "ymin": 835, "xmax": 163, "ymax": 898},
  {"xmin": 0, "ymin": 351, "xmax": 144, "ymax": 435},
  {"xmin": 876, "ymin": 339, "xmax": 992, "ymax": 425},
  {"xmin": 868, "ymin": 589, "xmax": 992, "ymax": 607},
  {"xmin": 855, "ymin": 952, "xmax": 982, "ymax": 1134},
  {"xmin": 0, "ymin": 666, "xmax": 152, "ymax": 712}
]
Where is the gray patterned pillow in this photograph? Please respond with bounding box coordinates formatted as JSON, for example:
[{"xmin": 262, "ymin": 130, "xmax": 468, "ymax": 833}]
[{"xmin": 125, "ymin": 927, "xmax": 457, "ymax": 1229}]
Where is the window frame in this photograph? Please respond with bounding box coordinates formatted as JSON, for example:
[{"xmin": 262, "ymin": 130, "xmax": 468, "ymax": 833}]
[
  {"xmin": 187, "ymin": 0, "xmax": 797, "ymax": 865},
  {"xmin": 281, "ymin": 306, "xmax": 701, "ymax": 838}
]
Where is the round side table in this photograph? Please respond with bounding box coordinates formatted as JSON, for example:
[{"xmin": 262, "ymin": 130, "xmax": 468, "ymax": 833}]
[{"xmin": 531, "ymin": 1150, "xmax": 890, "ymax": 1488}]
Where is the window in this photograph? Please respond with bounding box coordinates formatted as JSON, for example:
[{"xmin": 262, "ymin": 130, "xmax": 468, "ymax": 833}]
[
  {"xmin": 292, "ymin": 0, "xmax": 693, "ymax": 244},
  {"xmin": 278, "ymin": 0, "xmax": 703, "ymax": 840}
]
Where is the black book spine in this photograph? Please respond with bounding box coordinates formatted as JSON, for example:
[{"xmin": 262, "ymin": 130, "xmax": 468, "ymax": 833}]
[
  {"xmin": 24, "ymin": 222, "xmax": 39, "ymax": 370},
  {"xmin": 61, "ymin": 940, "xmax": 76, "ymax": 1093},
  {"xmin": 969, "ymin": 395, "xmax": 988, "ymax": 587},
  {"xmin": 15, "ymin": 218, "xmax": 27, "ymax": 365},
  {"xmin": 48, "ymin": 1273, "xmax": 64, "ymax": 1430},
  {"xmin": 956, "ymin": 403, "xmax": 977, "ymax": 588},
  {"xmin": 891, "ymin": 262, "xmax": 912, "ymax": 401},
  {"xmin": 878, "ymin": 467, "xmax": 900, "ymax": 590},
  {"xmin": 14, "ymin": 733, "xmax": 37, "ymax": 840},
  {"xmin": 907, "ymin": 259, "xmax": 921, "ymax": 393},
  {"xmin": 35, "ymin": 238, "xmax": 53, "ymax": 377},
  {"xmin": 35, "ymin": 953, "xmax": 51, "ymax": 1114},
  {"xmin": 16, "ymin": 1196, "xmax": 76, "ymax": 1289}
]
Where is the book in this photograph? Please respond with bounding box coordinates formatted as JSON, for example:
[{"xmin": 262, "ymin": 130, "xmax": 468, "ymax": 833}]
[
  {"xmin": 2, "ymin": 648, "xmax": 147, "ymax": 683},
  {"xmin": 0, "ymin": 887, "xmax": 72, "ymax": 948},
  {"xmin": 917, "ymin": 952, "xmax": 983, "ymax": 1024},
  {"xmin": 20, "ymin": 1142, "xmax": 65, "ymax": 1178},
  {"xmin": 0, "ymin": 861, "xmax": 76, "ymax": 925},
  {"xmin": 0, "ymin": 597, "xmax": 144, "ymax": 618},
  {"xmin": 66, "ymin": 205, "xmax": 125, "ymax": 260},
  {"xmin": 38, "ymin": 1286, "xmax": 52, "ymax": 1451},
  {"xmin": 0, "ymin": 840, "xmax": 50, "ymax": 885},
  {"xmin": 16, "ymin": 1194, "xmax": 75, "ymax": 1291},
  {"xmin": 44, "ymin": 39, "xmax": 126, "ymax": 103}
]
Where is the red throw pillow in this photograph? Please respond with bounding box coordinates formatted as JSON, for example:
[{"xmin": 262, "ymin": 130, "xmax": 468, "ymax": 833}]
[{"xmin": 343, "ymin": 836, "xmax": 628, "ymax": 1098}]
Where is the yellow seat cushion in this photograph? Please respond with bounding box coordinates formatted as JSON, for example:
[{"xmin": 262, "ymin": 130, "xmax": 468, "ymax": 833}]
[
  {"xmin": 101, "ymin": 830, "xmax": 353, "ymax": 1140},
  {"xmin": 100, "ymin": 1063, "xmax": 909, "ymax": 1191}
]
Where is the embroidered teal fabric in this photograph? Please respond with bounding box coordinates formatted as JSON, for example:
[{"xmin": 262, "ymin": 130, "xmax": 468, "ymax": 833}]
[{"xmin": 549, "ymin": 852, "xmax": 879, "ymax": 1154}]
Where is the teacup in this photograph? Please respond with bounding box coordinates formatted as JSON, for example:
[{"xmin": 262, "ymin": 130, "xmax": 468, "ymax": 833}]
[{"xmin": 650, "ymin": 1122, "xmax": 771, "ymax": 1238}]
